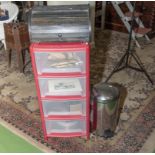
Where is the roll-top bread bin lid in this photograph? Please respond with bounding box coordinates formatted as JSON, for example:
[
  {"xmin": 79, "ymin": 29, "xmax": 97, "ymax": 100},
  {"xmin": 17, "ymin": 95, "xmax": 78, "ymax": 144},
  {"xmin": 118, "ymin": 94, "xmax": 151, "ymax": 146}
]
[{"xmin": 28, "ymin": 4, "xmax": 91, "ymax": 43}]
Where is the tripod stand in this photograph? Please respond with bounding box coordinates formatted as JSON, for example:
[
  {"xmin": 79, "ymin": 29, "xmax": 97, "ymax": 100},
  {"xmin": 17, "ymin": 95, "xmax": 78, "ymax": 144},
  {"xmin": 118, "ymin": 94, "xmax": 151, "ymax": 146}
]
[{"xmin": 105, "ymin": 2, "xmax": 153, "ymax": 85}]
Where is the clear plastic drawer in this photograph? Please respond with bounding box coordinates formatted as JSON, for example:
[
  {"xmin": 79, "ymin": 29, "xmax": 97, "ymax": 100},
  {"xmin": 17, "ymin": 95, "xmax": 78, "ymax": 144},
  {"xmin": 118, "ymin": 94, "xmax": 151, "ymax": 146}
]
[
  {"xmin": 34, "ymin": 51, "xmax": 86, "ymax": 74},
  {"xmin": 38, "ymin": 77, "xmax": 86, "ymax": 97},
  {"xmin": 42, "ymin": 99, "xmax": 86, "ymax": 116},
  {"xmin": 45, "ymin": 119, "xmax": 86, "ymax": 134}
]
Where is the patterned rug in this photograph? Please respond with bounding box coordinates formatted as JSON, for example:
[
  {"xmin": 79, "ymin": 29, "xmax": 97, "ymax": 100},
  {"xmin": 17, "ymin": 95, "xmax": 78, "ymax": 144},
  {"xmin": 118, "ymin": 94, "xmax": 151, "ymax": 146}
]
[
  {"xmin": 0, "ymin": 93, "xmax": 154, "ymax": 152},
  {"xmin": 0, "ymin": 29, "xmax": 155, "ymax": 152}
]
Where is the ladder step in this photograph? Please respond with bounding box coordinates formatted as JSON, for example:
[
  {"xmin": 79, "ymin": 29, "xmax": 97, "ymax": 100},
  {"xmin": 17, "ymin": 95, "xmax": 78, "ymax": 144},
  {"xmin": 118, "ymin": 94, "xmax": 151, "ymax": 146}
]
[
  {"xmin": 111, "ymin": 1, "xmax": 152, "ymax": 47},
  {"xmin": 95, "ymin": 10, "xmax": 102, "ymax": 17},
  {"xmin": 134, "ymin": 27, "xmax": 152, "ymax": 37},
  {"xmin": 115, "ymin": 1, "xmax": 124, "ymax": 5},
  {"xmin": 125, "ymin": 11, "xmax": 143, "ymax": 18}
]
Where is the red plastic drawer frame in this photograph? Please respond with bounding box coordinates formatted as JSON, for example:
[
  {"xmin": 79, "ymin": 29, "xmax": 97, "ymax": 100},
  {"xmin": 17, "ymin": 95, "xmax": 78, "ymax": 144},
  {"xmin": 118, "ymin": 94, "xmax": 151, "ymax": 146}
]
[
  {"xmin": 30, "ymin": 42, "xmax": 89, "ymax": 76},
  {"xmin": 30, "ymin": 42, "xmax": 90, "ymax": 140},
  {"xmin": 45, "ymin": 117, "xmax": 87, "ymax": 137},
  {"xmin": 37, "ymin": 75, "xmax": 87, "ymax": 99},
  {"xmin": 42, "ymin": 97, "xmax": 87, "ymax": 119}
]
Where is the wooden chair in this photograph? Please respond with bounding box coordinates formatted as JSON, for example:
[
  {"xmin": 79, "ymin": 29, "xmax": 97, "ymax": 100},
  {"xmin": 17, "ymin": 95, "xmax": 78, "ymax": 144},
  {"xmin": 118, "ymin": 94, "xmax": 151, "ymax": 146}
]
[{"xmin": 4, "ymin": 21, "xmax": 30, "ymax": 73}]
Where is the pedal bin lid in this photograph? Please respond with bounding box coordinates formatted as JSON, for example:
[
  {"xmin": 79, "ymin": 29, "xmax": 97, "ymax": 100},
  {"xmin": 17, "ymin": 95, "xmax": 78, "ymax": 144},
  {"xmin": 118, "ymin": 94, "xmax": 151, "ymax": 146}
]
[{"xmin": 93, "ymin": 83, "xmax": 120, "ymax": 103}]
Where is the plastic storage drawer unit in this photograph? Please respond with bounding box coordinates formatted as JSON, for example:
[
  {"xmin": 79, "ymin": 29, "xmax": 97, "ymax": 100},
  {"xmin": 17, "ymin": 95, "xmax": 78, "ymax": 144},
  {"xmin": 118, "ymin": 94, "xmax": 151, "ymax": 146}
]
[
  {"xmin": 30, "ymin": 42, "xmax": 90, "ymax": 140},
  {"xmin": 45, "ymin": 119, "xmax": 86, "ymax": 134},
  {"xmin": 34, "ymin": 51, "xmax": 86, "ymax": 74},
  {"xmin": 42, "ymin": 99, "xmax": 86, "ymax": 117},
  {"xmin": 38, "ymin": 77, "xmax": 86, "ymax": 97}
]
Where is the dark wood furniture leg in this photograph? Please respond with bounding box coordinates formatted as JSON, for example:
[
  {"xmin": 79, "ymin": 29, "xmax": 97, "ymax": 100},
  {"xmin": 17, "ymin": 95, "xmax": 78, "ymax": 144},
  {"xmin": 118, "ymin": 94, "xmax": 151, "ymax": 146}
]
[
  {"xmin": 7, "ymin": 48, "xmax": 12, "ymax": 67},
  {"xmin": 17, "ymin": 48, "xmax": 24, "ymax": 73}
]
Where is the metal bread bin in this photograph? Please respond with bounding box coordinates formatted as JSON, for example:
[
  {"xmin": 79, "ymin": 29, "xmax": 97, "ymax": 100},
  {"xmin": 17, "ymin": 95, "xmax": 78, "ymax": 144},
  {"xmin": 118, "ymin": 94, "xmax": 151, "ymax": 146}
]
[{"xmin": 28, "ymin": 4, "xmax": 91, "ymax": 42}]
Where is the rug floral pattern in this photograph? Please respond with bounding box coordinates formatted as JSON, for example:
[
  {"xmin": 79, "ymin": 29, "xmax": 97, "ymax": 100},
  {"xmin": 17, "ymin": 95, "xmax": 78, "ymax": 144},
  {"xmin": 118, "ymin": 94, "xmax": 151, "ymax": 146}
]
[{"xmin": 0, "ymin": 30, "xmax": 155, "ymax": 152}]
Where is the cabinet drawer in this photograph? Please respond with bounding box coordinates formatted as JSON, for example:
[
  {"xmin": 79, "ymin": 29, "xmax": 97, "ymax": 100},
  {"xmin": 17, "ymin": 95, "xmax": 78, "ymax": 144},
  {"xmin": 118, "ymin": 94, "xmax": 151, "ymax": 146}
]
[
  {"xmin": 42, "ymin": 99, "xmax": 86, "ymax": 117},
  {"xmin": 38, "ymin": 77, "xmax": 86, "ymax": 97},
  {"xmin": 45, "ymin": 119, "xmax": 86, "ymax": 134},
  {"xmin": 34, "ymin": 51, "xmax": 86, "ymax": 74}
]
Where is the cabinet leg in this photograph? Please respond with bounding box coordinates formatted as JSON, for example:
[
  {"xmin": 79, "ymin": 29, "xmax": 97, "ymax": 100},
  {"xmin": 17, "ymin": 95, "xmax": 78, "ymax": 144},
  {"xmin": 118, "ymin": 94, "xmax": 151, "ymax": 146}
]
[
  {"xmin": 22, "ymin": 49, "xmax": 26, "ymax": 65},
  {"xmin": 17, "ymin": 49, "xmax": 24, "ymax": 73},
  {"xmin": 7, "ymin": 49, "xmax": 12, "ymax": 67}
]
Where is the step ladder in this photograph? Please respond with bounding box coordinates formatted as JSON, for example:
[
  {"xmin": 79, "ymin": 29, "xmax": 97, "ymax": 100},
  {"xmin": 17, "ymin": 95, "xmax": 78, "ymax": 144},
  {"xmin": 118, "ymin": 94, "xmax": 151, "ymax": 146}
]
[{"xmin": 111, "ymin": 1, "xmax": 151, "ymax": 48}]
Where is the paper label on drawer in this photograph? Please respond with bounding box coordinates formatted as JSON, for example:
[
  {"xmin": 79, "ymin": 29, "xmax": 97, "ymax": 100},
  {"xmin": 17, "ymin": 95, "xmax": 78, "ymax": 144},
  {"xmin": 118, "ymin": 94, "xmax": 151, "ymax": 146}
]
[
  {"xmin": 69, "ymin": 103, "xmax": 81, "ymax": 114},
  {"xmin": 48, "ymin": 78, "xmax": 82, "ymax": 95}
]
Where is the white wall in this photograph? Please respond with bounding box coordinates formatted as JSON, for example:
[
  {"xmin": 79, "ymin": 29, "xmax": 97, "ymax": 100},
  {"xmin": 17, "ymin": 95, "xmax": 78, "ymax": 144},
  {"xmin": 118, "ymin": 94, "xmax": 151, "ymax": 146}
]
[{"xmin": 47, "ymin": 1, "xmax": 95, "ymax": 46}]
